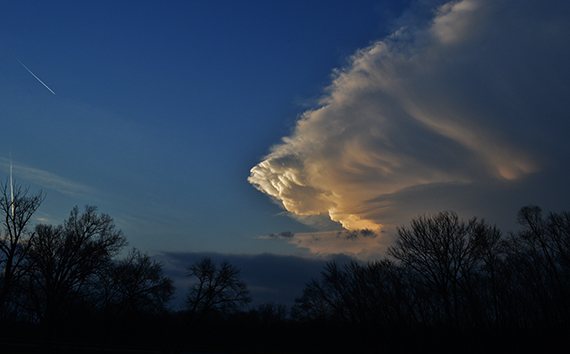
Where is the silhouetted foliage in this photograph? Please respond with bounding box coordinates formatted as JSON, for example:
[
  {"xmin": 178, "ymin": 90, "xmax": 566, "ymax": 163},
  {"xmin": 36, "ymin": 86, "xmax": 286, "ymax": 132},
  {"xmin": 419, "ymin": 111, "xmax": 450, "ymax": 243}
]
[
  {"xmin": 96, "ymin": 248, "xmax": 175, "ymax": 317},
  {"xmin": 22, "ymin": 205, "xmax": 127, "ymax": 330},
  {"xmin": 0, "ymin": 180, "xmax": 44, "ymax": 318},
  {"xmin": 504, "ymin": 205, "xmax": 570, "ymax": 326},
  {"xmin": 388, "ymin": 211, "xmax": 503, "ymax": 327},
  {"xmin": 292, "ymin": 259, "xmax": 415, "ymax": 329},
  {"xmin": 185, "ymin": 257, "xmax": 251, "ymax": 320},
  {"xmin": 2, "ymin": 198, "xmax": 570, "ymax": 353},
  {"xmin": 253, "ymin": 301, "xmax": 288, "ymax": 325},
  {"xmin": 293, "ymin": 207, "xmax": 570, "ymax": 344},
  {"xmin": 288, "ymin": 208, "xmax": 570, "ymax": 352}
]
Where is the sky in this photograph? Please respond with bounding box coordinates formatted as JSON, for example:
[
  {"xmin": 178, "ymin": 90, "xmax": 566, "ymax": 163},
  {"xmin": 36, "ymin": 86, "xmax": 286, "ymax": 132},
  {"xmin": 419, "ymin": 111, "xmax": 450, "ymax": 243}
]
[{"xmin": 1, "ymin": 0, "xmax": 569, "ymax": 307}]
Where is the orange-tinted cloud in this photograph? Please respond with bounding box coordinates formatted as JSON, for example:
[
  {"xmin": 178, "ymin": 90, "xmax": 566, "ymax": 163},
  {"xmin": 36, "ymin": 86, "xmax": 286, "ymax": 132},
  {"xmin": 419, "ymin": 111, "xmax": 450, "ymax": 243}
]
[{"xmin": 249, "ymin": 0, "xmax": 570, "ymax": 257}]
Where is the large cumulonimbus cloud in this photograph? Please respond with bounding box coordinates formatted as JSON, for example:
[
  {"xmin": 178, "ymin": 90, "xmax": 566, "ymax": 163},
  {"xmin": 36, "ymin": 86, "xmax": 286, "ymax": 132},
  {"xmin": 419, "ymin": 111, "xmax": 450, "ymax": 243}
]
[{"xmin": 249, "ymin": 0, "xmax": 570, "ymax": 256}]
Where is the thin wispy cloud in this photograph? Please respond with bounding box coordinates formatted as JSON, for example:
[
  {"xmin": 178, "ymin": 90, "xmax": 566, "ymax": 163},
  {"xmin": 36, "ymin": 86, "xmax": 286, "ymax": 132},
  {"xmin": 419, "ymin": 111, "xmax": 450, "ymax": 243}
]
[
  {"xmin": 0, "ymin": 158, "xmax": 100, "ymax": 199},
  {"xmin": 249, "ymin": 0, "xmax": 570, "ymax": 257}
]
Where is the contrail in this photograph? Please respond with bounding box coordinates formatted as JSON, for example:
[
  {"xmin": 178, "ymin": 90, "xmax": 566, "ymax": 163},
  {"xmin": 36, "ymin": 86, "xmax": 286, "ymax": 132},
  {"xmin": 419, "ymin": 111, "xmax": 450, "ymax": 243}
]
[
  {"xmin": 10, "ymin": 152, "xmax": 14, "ymax": 217},
  {"xmin": 13, "ymin": 56, "xmax": 56, "ymax": 95}
]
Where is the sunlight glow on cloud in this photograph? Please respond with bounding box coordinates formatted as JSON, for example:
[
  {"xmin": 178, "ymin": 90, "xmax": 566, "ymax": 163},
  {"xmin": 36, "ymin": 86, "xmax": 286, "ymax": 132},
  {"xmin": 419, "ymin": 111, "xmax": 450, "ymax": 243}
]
[
  {"xmin": 261, "ymin": 229, "xmax": 388, "ymax": 260},
  {"xmin": 431, "ymin": 0, "xmax": 482, "ymax": 44},
  {"xmin": 249, "ymin": 0, "xmax": 570, "ymax": 256}
]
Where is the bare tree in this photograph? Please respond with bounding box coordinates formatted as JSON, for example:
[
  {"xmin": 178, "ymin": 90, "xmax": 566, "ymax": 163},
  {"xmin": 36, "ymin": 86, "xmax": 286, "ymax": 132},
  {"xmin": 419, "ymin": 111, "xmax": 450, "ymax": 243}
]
[
  {"xmin": 388, "ymin": 211, "xmax": 502, "ymax": 327},
  {"xmin": 505, "ymin": 206, "xmax": 570, "ymax": 325},
  {"xmin": 254, "ymin": 301, "xmax": 288, "ymax": 325},
  {"xmin": 185, "ymin": 257, "xmax": 251, "ymax": 319},
  {"xmin": 99, "ymin": 248, "xmax": 175, "ymax": 316},
  {"xmin": 24, "ymin": 205, "xmax": 127, "ymax": 327},
  {"xmin": 0, "ymin": 180, "xmax": 44, "ymax": 317},
  {"xmin": 292, "ymin": 260, "xmax": 415, "ymax": 328},
  {"xmin": 291, "ymin": 277, "xmax": 335, "ymax": 323}
]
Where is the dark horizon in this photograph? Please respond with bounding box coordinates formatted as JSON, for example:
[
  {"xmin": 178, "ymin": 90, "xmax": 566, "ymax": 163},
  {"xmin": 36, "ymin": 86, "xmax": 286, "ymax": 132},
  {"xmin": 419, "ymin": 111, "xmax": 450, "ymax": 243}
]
[{"xmin": 2, "ymin": 197, "xmax": 570, "ymax": 353}]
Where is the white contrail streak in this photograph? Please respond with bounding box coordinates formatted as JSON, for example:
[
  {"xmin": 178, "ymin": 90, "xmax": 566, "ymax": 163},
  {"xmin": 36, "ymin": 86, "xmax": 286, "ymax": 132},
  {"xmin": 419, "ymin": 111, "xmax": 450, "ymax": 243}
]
[
  {"xmin": 10, "ymin": 153, "xmax": 14, "ymax": 217},
  {"xmin": 14, "ymin": 56, "xmax": 56, "ymax": 95}
]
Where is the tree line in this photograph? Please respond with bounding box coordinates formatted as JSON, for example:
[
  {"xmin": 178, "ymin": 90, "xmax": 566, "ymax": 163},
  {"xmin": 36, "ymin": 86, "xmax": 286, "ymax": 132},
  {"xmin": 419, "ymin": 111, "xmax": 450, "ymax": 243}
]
[
  {"xmin": 291, "ymin": 208, "xmax": 570, "ymax": 352},
  {"xmin": 294, "ymin": 208, "xmax": 570, "ymax": 330},
  {"xmin": 0, "ymin": 182, "xmax": 254, "ymax": 345},
  {"xmin": 2, "ymin": 180, "xmax": 569, "ymax": 353}
]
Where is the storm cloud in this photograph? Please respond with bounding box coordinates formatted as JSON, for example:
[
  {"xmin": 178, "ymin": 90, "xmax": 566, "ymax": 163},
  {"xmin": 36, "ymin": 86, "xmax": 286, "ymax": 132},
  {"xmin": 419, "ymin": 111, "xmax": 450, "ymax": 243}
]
[
  {"xmin": 249, "ymin": 0, "xmax": 570, "ymax": 256},
  {"xmin": 156, "ymin": 251, "xmax": 352, "ymax": 308}
]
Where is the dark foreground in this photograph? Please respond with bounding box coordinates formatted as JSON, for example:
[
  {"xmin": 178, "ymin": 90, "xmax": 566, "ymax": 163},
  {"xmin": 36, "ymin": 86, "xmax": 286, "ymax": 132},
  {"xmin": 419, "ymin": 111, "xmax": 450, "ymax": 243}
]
[{"xmin": 2, "ymin": 320, "xmax": 570, "ymax": 354}]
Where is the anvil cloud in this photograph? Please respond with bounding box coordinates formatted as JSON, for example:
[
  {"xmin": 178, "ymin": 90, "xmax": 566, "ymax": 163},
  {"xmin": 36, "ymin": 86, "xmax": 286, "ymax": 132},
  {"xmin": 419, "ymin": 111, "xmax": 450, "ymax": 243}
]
[{"xmin": 249, "ymin": 0, "xmax": 570, "ymax": 256}]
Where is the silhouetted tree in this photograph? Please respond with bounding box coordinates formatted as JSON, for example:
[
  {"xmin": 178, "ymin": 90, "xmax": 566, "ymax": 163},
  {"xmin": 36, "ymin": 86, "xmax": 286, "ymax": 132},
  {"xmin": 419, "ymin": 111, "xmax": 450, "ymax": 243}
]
[
  {"xmin": 97, "ymin": 248, "xmax": 175, "ymax": 317},
  {"xmin": 254, "ymin": 301, "xmax": 288, "ymax": 325},
  {"xmin": 185, "ymin": 257, "xmax": 251, "ymax": 320},
  {"xmin": 23, "ymin": 205, "xmax": 127, "ymax": 329},
  {"xmin": 505, "ymin": 205, "xmax": 570, "ymax": 326},
  {"xmin": 297, "ymin": 261, "xmax": 369, "ymax": 325},
  {"xmin": 0, "ymin": 180, "xmax": 44, "ymax": 317},
  {"xmin": 387, "ymin": 211, "xmax": 503, "ymax": 327},
  {"xmin": 292, "ymin": 259, "xmax": 415, "ymax": 329},
  {"xmin": 291, "ymin": 277, "xmax": 333, "ymax": 323}
]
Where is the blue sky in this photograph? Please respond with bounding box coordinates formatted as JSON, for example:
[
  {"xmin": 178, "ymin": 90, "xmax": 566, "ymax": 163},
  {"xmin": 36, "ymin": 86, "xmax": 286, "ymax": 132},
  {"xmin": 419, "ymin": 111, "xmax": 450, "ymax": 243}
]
[
  {"xmin": 1, "ymin": 0, "xmax": 570, "ymax": 306},
  {"xmin": 0, "ymin": 0, "xmax": 399, "ymax": 253}
]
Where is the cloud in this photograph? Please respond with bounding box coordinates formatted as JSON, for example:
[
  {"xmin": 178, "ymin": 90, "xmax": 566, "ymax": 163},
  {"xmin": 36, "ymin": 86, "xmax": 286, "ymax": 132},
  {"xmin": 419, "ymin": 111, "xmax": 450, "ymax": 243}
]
[
  {"xmin": 430, "ymin": 0, "xmax": 485, "ymax": 44},
  {"xmin": 249, "ymin": 0, "xmax": 570, "ymax": 256},
  {"xmin": 288, "ymin": 230, "xmax": 387, "ymax": 260},
  {"xmin": 0, "ymin": 157, "xmax": 100, "ymax": 198},
  {"xmin": 155, "ymin": 251, "xmax": 354, "ymax": 308},
  {"xmin": 262, "ymin": 229, "xmax": 386, "ymax": 260},
  {"xmin": 266, "ymin": 231, "xmax": 295, "ymax": 239}
]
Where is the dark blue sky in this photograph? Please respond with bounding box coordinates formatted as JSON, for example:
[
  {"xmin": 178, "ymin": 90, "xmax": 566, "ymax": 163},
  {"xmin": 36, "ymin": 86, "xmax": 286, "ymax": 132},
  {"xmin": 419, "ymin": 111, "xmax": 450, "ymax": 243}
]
[
  {"xmin": 1, "ymin": 0, "xmax": 569, "ymax": 306},
  {"xmin": 0, "ymin": 0, "xmax": 404, "ymax": 254}
]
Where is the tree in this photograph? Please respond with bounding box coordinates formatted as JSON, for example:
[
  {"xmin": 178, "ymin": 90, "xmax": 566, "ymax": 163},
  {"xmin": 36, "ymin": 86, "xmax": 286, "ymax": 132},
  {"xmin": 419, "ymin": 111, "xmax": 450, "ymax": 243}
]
[
  {"xmin": 0, "ymin": 180, "xmax": 44, "ymax": 317},
  {"xmin": 23, "ymin": 205, "xmax": 127, "ymax": 328},
  {"xmin": 292, "ymin": 260, "xmax": 415, "ymax": 328},
  {"xmin": 505, "ymin": 205, "xmax": 570, "ymax": 325},
  {"xmin": 291, "ymin": 277, "xmax": 335, "ymax": 323},
  {"xmin": 185, "ymin": 257, "xmax": 251, "ymax": 319},
  {"xmin": 253, "ymin": 301, "xmax": 288, "ymax": 325},
  {"xmin": 98, "ymin": 248, "xmax": 175, "ymax": 317},
  {"xmin": 387, "ymin": 211, "xmax": 503, "ymax": 327}
]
